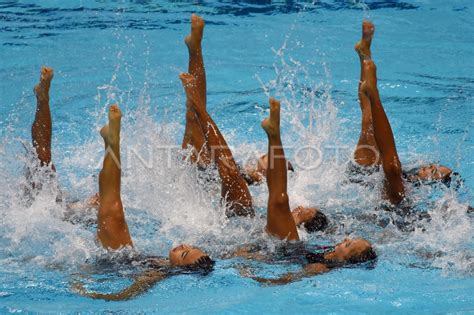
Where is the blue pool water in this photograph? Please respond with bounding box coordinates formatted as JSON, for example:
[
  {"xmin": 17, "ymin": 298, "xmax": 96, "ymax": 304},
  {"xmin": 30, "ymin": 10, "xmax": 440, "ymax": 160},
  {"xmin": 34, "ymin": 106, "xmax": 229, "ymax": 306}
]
[{"xmin": 0, "ymin": 0, "xmax": 473, "ymax": 313}]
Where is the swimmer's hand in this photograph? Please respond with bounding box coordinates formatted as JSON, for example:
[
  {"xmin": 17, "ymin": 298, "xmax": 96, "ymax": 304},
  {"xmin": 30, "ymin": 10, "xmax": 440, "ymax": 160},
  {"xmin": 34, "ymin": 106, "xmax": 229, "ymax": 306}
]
[{"xmin": 71, "ymin": 270, "xmax": 166, "ymax": 301}]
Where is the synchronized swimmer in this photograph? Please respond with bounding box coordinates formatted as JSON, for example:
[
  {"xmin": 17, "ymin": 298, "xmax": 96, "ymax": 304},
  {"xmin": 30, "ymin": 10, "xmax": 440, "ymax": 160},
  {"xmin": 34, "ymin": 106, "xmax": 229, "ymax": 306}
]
[{"xmin": 22, "ymin": 14, "xmax": 469, "ymax": 300}]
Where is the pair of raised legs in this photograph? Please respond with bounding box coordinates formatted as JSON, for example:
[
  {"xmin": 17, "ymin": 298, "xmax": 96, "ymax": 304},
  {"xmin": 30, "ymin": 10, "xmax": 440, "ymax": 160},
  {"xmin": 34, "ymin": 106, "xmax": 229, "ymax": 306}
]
[
  {"xmin": 180, "ymin": 15, "xmax": 327, "ymax": 229},
  {"xmin": 31, "ymin": 66, "xmax": 208, "ymax": 265},
  {"xmin": 231, "ymin": 97, "xmax": 375, "ymax": 281},
  {"xmin": 183, "ymin": 73, "xmax": 299, "ymax": 240},
  {"xmin": 177, "ymin": 14, "xmax": 297, "ymax": 238},
  {"xmin": 96, "ymin": 104, "xmax": 209, "ymax": 266},
  {"xmin": 353, "ymin": 21, "xmax": 453, "ymax": 205},
  {"xmin": 354, "ymin": 21, "xmax": 405, "ymax": 204},
  {"xmin": 180, "ymin": 14, "xmax": 254, "ymax": 217}
]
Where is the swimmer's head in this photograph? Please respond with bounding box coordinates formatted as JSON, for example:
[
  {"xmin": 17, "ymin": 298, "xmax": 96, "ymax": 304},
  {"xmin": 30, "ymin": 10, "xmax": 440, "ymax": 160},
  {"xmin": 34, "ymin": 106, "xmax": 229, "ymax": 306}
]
[
  {"xmin": 332, "ymin": 238, "xmax": 376, "ymax": 265},
  {"xmin": 292, "ymin": 206, "xmax": 328, "ymax": 233},
  {"xmin": 242, "ymin": 154, "xmax": 294, "ymax": 185},
  {"xmin": 405, "ymin": 164, "xmax": 452, "ymax": 183},
  {"xmin": 169, "ymin": 244, "xmax": 214, "ymax": 270}
]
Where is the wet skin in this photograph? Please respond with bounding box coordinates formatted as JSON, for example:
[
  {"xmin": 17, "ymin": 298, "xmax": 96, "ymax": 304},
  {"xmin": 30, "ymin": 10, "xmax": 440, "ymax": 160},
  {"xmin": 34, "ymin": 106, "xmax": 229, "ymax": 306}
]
[
  {"xmin": 414, "ymin": 164, "xmax": 452, "ymax": 182},
  {"xmin": 169, "ymin": 244, "xmax": 208, "ymax": 266},
  {"xmin": 243, "ymin": 154, "xmax": 294, "ymax": 185},
  {"xmin": 325, "ymin": 238, "xmax": 372, "ymax": 262},
  {"xmin": 97, "ymin": 104, "xmax": 210, "ymax": 267},
  {"xmin": 291, "ymin": 206, "xmax": 320, "ymax": 226},
  {"xmin": 32, "ymin": 66, "xmax": 55, "ymax": 170},
  {"xmin": 261, "ymin": 97, "xmax": 299, "ymax": 241},
  {"xmin": 354, "ymin": 21, "xmax": 454, "ymax": 203},
  {"xmin": 353, "ymin": 20, "xmax": 380, "ymax": 167},
  {"xmin": 180, "ymin": 72, "xmax": 254, "ymax": 217}
]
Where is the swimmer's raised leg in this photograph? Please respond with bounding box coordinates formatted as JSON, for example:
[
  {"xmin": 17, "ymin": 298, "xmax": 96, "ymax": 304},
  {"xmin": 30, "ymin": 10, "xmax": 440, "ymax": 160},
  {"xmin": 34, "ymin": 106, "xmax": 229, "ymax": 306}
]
[
  {"xmin": 185, "ymin": 14, "xmax": 206, "ymax": 105},
  {"xmin": 180, "ymin": 73, "xmax": 254, "ymax": 217},
  {"xmin": 262, "ymin": 98, "xmax": 299, "ymax": 241},
  {"xmin": 32, "ymin": 66, "xmax": 55, "ymax": 170},
  {"xmin": 182, "ymin": 14, "xmax": 211, "ymax": 167},
  {"xmin": 354, "ymin": 21, "xmax": 380, "ymax": 167},
  {"xmin": 97, "ymin": 104, "xmax": 133, "ymax": 249},
  {"xmin": 361, "ymin": 60, "xmax": 405, "ymax": 204}
]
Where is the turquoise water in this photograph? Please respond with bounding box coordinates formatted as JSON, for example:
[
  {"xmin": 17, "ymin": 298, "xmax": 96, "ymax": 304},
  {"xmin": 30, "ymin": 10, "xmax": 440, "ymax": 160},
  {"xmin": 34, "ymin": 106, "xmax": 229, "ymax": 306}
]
[{"xmin": 0, "ymin": 0, "xmax": 473, "ymax": 313}]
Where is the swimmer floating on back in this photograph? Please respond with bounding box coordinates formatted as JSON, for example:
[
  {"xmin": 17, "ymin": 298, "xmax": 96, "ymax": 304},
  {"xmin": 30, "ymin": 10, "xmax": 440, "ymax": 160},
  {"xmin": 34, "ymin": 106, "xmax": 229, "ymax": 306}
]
[
  {"xmin": 180, "ymin": 14, "xmax": 254, "ymax": 217},
  {"xmin": 26, "ymin": 67, "xmax": 214, "ymax": 300},
  {"xmin": 236, "ymin": 97, "xmax": 375, "ymax": 284},
  {"xmin": 181, "ymin": 79, "xmax": 377, "ymax": 283},
  {"xmin": 73, "ymin": 104, "xmax": 214, "ymax": 300}
]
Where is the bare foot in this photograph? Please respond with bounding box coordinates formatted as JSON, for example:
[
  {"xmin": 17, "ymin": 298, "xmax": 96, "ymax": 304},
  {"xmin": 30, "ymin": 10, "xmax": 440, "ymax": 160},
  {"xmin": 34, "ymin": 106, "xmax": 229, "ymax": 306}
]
[
  {"xmin": 34, "ymin": 66, "xmax": 54, "ymax": 100},
  {"xmin": 261, "ymin": 97, "xmax": 281, "ymax": 137},
  {"xmin": 184, "ymin": 14, "xmax": 204, "ymax": 53},
  {"xmin": 179, "ymin": 72, "xmax": 204, "ymax": 110},
  {"xmin": 100, "ymin": 104, "xmax": 121, "ymax": 145},
  {"xmin": 354, "ymin": 20, "xmax": 374, "ymax": 60}
]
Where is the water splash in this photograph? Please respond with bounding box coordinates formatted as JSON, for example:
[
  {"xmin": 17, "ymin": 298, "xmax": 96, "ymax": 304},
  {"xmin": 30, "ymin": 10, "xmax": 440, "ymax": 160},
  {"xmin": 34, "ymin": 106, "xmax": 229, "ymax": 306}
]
[
  {"xmin": 0, "ymin": 15, "xmax": 472, "ymax": 285},
  {"xmin": 252, "ymin": 27, "xmax": 473, "ymax": 273}
]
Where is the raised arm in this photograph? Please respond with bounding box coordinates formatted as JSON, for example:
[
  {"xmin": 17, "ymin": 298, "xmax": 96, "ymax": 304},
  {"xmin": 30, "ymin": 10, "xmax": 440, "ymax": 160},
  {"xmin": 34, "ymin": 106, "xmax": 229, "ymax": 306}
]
[{"xmin": 73, "ymin": 270, "xmax": 166, "ymax": 301}]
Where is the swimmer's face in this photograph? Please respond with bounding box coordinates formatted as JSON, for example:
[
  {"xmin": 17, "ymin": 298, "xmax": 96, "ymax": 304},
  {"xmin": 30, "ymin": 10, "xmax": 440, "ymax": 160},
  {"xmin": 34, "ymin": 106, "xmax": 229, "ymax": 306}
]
[
  {"xmin": 333, "ymin": 238, "xmax": 372, "ymax": 262},
  {"xmin": 417, "ymin": 164, "xmax": 452, "ymax": 181},
  {"xmin": 169, "ymin": 244, "xmax": 207, "ymax": 266}
]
